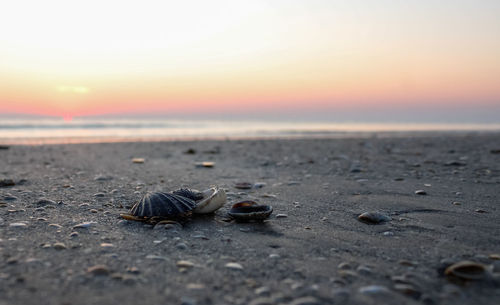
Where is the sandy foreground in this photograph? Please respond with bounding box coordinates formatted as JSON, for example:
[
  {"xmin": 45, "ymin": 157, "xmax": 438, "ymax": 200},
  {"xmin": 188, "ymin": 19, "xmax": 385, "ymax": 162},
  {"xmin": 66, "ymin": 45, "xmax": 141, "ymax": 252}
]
[{"xmin": 1, "ymin": 133, "xmax": 500, "ymax": 305}]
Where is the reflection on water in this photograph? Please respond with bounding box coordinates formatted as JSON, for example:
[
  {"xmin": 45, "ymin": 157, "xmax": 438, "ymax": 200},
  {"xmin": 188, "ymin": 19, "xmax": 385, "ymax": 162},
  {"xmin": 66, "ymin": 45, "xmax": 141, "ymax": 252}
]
[{"xmin": 0, "ymin": 118, "xmax": 499, "ymax": 144}]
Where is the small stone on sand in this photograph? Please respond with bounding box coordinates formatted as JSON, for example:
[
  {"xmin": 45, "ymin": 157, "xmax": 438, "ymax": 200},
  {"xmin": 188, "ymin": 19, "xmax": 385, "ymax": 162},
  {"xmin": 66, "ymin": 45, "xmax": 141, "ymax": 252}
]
[{"xmin": 358, "ymin": 212, "xmax": 391, "ymax": 224}]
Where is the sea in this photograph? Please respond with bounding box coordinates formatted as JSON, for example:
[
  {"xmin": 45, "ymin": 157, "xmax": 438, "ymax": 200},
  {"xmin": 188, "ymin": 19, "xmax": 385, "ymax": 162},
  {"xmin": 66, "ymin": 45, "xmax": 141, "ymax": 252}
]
[{"xmin": 1, "ymin": 117, "xmax": 499, "ymax": 145}]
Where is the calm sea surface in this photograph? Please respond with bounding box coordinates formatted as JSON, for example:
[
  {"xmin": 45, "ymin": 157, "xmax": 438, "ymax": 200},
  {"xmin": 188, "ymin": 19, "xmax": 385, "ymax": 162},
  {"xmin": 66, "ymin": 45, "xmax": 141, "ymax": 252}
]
[{"xmin": 1, "ymin": 118, "xmax": 499, "ymax": 144}]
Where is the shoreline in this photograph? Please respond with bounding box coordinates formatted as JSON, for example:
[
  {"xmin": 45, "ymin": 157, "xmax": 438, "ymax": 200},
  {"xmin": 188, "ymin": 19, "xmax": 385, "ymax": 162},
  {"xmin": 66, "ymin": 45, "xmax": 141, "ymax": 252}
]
[{"xmin": 1, "ymin": 129, "xmax": 500, "ymax": 145}]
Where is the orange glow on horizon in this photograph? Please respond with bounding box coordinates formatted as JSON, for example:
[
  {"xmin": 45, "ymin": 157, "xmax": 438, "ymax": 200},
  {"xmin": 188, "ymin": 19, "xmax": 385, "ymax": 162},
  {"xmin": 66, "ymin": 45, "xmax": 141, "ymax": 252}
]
[{"xmin": 1, "ymin": 1, "xmax": 499, "ymax": 119}]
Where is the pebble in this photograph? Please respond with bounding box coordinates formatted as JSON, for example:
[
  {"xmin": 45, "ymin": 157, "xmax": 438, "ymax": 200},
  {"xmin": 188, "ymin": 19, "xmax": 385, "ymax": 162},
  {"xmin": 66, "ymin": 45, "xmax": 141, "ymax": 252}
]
[
  {"xmin": 248, "ymin": 297, "xmax": 274, "ymax": 305},
  {"xmin": 93, "ymin": 193, "xmax": 105, "ymax": 197},
  {"xmin": 235, "ymin": 182, "xmax": 253, "ymax": 189},
  {"xmin": 184, "ymin": 148, "xmax": 196, "ymax": 154},
  {"xmin": 254, "ymin": 286, "xmax": 271, "ymax": 296},
  {"xmin": 69, "ymin": 232, "xmax": 79, "ymax": 237},
  {"xmin": 269, "ymin": 254, "xmax": 280, "ymax": 259},
  {"xmin": 254, "ymin": 182, "xmax": 267, "ymax": 189},
  {"xmin": 146, "ymin": 255, "xmax": 167, "ymax": 260},
  {"xmin": 475, "ymin": 209, "xmax": 487, "ymax": 213},
  {"xmin": 34, "ymin": 198, "xmax": 57, "ymax": 206},
  {"xmin": 444, "ymin": 161, "xmax": 466, "ymax": 166},
  {"xmin": 176, "ymin": 260, "xmax": 195, "ymax": 268},
  {"xmin": 393, "ymin": 284, "xmax": 421, "ymax": 299},
  {"xmin": 489, "ymin": 254, "xmax": 500, "ymax": 260},
  {"xmin": 452, "ymin": 201, "xmax": 461, "ymax": 205},
  {"xmin": 356, "ymin": 265, "xmax": 373, "ymax": 275},
  {"xmin": 132, "ymin": 158, "xmax": 145, "ymax": 163},
  {"xmin": 48, "ymin": 223, "xmax": 62, "ymax": 229},
  {"xmin": 288, "ymin": 296, "xmax": 321, "ymax": 305},
  {"xmin": 338, "ymin": 262, "xmax": 353, "ymax": 270},
  {"xmin": 176, "ymin": 243, "xmax": 188, "ymax": 250},
  {"xmin": 126, "ymin": 267, "xmax": 140, "ymax": 274},
  {"xmin": 87, "ymin": 265, "xmax": 110, "ymax": 276},
  {"xmin": 0, "ymin": 179, "xmax": 15, "ymax": 187},
  {"xmin": 90, "ymin": 209, "xmax": 98, "ymax": 213},
  {"xmin": 358, "ymin": 212, "xmax": 391, "ymax": 224},
  {"xmin": 276, "ymin": 214, "xmax": 288, "ymax": 218},
  {"xmin": 73, "ymin": 221, "xmax": 97, "ymax": 229},
  {"xmin": 94, "ymin": 175, "xmax": 113, "ymax": 181},
  {"xmin": 358, "ymin": 285, "xmax": 390, "ymax": 295},
  {"xmin": 415, "ymin": 190, "xmax": 427, "ymax": 195},
  {"xmin": 186, "ymin": 283, "xmax": 205, "ymax": 290},
  {"xmin": 225, "ymin": 262, "xmax": 244, "ymax": 270},
  {"xmin": 3, "ymin": 195, "xmax": 18, "ymax": 201},
  {"xmin": 9, "ymin": 222, "xmax": 27, "ymax": 228},
  {"xmin": 79, "ymin": 203, "xmax": 90, "ymax": 208},
  {"xmin": 53, "ymin": 242, "xmax": 67, "ymax": 250}
]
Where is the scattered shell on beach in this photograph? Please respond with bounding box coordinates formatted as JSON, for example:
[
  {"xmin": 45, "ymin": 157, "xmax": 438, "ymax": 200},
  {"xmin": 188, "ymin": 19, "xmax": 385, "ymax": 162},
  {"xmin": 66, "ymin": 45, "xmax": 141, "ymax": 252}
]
[
  {"xmin": 132, "ymin": 158, "xmax": 145, "ymax": 163},
  {"xmin": 228, "ymin": 200, "xmax": 273, "ymax": 221},
  {"xmin": 73, "ymin": 221, "xmax": 97, "ymax": 229},
  {"xmin": 9, "ymin": 222, "xmax": 27, "ymax": 228},
  {"xmin": 121, "ymin": 192, "xmax": 196, "ymax": 223},
  {"xmin": 357, "ymin": 212, "xmax": 391, "ymax": 224},
  {"xmin": 414, "ymin": 190, "xmax": 427, "ymax": 195},
  {"xmin": 225, "ymin": 262, "xmax": 244, "ymax": 270},
  {"xmin": 87, "ymin": 265, "xmax": 110, "ymax": 276},
  {"xmin": 444, "ymin": 261, "xmax": 489, "ymax": 281},
  {"xmin": 235, "ymin": 182, "xmax": 253, "ymax": 190},
  {"xmin": 176, "ymin": 260, "xmax": 195, "ymax": 268},
  {"xmin": 195, "ymin": 161, "xmax": 215, "ymax": 168},
  {"xmin": 53, "ymin": 242, "xmax": 67, "ymax": 250},
  {"xmin": 172, "ymin": 188, "xmax": 204, "ymax": 201},
  {"xmin": 193, "ymin": 186, "xmax": 227, "ymax": 214}
]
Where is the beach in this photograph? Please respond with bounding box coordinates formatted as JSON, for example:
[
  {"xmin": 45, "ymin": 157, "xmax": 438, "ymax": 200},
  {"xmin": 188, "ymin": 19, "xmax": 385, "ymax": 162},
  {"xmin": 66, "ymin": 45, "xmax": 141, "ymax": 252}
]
[{"xmin": 1, "ymin": 132, "xmax": 500, "ymax": 305}]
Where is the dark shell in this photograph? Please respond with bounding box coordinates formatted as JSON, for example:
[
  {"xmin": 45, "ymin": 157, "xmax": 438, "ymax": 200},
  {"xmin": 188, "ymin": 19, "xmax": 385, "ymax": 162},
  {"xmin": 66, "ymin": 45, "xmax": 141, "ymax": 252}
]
[
  {"xmin": 172, "ymin": 188, "xmax": 204, "ymax": 201},
  {"xmin": 228, "ymin": 200, "xmax": 273, "ymax": 221},
  {"xmin": 444, "ymin": 261, "xmax": 489, "ymax": 281},
  {"xmin": 129, "ymin": 192, "xmax": 196, "ymax": 219}
]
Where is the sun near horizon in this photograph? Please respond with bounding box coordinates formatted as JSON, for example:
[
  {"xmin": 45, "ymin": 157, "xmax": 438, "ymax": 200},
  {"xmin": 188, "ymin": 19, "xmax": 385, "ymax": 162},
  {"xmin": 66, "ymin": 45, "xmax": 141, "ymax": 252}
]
[{"xmin": 1, "ymin": 0, "xmax": 499, "ymax": 122}]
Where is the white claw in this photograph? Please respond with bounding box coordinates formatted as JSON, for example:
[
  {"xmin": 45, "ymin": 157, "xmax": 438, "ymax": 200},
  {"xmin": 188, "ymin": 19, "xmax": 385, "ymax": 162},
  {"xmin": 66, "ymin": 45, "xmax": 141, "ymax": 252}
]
[{"xmin": 194, "ymin": 186, "xmax": 226, "ymax": 214}]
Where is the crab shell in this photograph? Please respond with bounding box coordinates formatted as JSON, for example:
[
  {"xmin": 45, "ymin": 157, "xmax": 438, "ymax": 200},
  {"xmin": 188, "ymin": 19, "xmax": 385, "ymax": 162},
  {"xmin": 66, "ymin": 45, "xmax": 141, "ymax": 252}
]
[
  {"xmin": 228, "ymin": 200, "xmax": 273, "ymax": 221},
  {"xmin": 121, "ymin": 192, "xmax": 196, "ymax": 222},
  {"xmin": 193, "ymin": 186, "xmax": 227, "ymax": 214}
]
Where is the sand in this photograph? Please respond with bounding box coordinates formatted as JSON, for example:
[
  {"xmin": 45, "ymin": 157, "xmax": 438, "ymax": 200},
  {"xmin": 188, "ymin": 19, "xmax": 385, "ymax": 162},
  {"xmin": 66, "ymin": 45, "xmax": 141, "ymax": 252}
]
[{"xmin": 1, "ymin": 132, "xmax": 500, "ymax": 305}]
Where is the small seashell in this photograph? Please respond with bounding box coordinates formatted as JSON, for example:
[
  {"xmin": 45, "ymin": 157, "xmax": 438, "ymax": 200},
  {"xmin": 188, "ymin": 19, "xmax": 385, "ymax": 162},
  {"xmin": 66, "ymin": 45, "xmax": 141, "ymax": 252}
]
[
  {"xmin": 357, "ymin": 212, "xmax": 391, "ymax": 224},
  {"xmin": 176, "ymin": 260, "xmax": 195, "ymax": 268},
  {"xmin": 73, "ymin": 221, "xmax": 97, "ymax": 229},
  {"xmin": 414, "ymin": 190, "xmax": 427, "ymax": 195},
  {"xmin": 87, "ymin": 265, "xmax": 110, "ymax": 276},
  {"xmin": 193, "ymin": 187, "xmax": 227, "ymax": 214},
  {"xmin": 195, "ymin": 161, "xmax": 214, "ymax": 168},
  {"xmin": 225, "ymin": 262, "xmax": 243, "ymax": 270},
  {"xmin": 53, "ymin": 242, "xmax": 67, "ymax": 250},
  {"xmin": 228, "ymin": 201, "xmax": 273, "ymax": 221},
  {"xmin": 444, "ymin": 261, "xmax": 489, "ymax": 281},
  {"xmin": 9, "ymin": 222, "xmax": 27, "ymax": 228},
  {"xmin": 132, "ymin": 158, "xmax": 145, "ymax": 163}
]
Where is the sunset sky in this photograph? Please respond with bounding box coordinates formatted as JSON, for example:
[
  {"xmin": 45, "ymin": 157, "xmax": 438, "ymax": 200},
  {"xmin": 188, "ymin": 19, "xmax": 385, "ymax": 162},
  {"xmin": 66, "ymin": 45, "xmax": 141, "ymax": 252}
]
[{"xmin": 1, "ymin": 0, "xmax": 499, "ymax": 121}]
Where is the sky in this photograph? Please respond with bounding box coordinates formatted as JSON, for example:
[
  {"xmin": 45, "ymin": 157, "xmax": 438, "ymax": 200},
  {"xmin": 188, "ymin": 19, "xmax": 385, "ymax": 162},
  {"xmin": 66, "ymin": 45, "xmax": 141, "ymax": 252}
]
[{"xmin": 0, "ymin": 0, "xmax": 499, "ymax": 121}]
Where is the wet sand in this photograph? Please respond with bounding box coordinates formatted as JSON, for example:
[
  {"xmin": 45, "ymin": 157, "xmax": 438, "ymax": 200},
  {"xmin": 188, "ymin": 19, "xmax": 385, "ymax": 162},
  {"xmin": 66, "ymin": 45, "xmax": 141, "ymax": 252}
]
[{"xmin": 1, "ymin": 132, "xmax": 500, "ymax": 305}]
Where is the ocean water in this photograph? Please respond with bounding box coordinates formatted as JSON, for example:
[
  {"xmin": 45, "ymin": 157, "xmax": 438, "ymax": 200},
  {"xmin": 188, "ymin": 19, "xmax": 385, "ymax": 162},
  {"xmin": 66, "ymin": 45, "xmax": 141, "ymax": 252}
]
[{"xmin": 0, "ymin": 118, "xmax": 499, "ymax": 144}]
